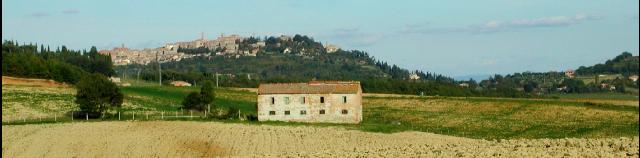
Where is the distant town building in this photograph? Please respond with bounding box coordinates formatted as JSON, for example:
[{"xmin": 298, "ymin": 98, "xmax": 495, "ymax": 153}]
[
  {"xmin": 564, "ymin": 69, "xmax": 575, "ymax": 78},
  {"xmin": 257, "ymin": 81, "xmax": 362, "ymax": 124},
  {"xmin": 324, "ymin": 44, "xmax": 339, "ymax": 53},
  {"xmin": 255, "ymin": 41, "xmax": 266, "ymax": 48},
  {"xmin": 629, "ymin": 75, "xmax": 639, "ymax": 82},
  {"xmin": 120, "ymin": 83, "xmax": 131, "ymax": 87},
  {"xmin": 109, "ymin": 77, "xmax": 121, "ymax": 83},
  {"xmin": 99, "ymin": 33, "xmax": 342, "ymax": 65},
  {"xmin": 279, "ymin": 35, "xmax": 292, "ymax": 41},
  {"xmin": 283, "ymin": 47, "xmax": 292, "ymax": 54},
  {"xmin": 170, "ymin": 81, "xmax": 192, "ymax": 87},
  {"xmin": 168, "ymin": 33, "xmax": 243, "ymax": 54},
  {"xmin": 99, "ymin": 45, "xmax": 181, "ymax": 66},
  {"xmin": 409, "ymin": 73, "xmax": 420, "ymax": 80},
  {"xmin": 458, "ymin": 83, "xmax": 469, "ymax": 88}
]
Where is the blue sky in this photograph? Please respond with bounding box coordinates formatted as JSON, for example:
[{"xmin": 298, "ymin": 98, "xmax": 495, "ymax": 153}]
[{"xmin": 3, "ymin": 0, "xmax": 638, "ymax": 78}]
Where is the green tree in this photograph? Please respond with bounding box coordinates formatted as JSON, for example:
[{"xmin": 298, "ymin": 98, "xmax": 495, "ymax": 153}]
[
  {"xmin": 182, "ymin": 80, "xmax": 216, "ymax": 111},
  {"xmin": 523, "ymin": 81, "xmax": 538, "ymax": 93},
  {"xmin": 200, "ymin": 80, "xmax": 216, "ymax": 106},
  {"xmin": 182, "ymin": 92, "xmax": 202, "ymax": 110},
  {"xmin": 560, "ymin": 79, "xmax": 586, "ymax": 93},
  {"xmin": 75, "ymin": 73, "xmax": 124, "ymax": 117}
]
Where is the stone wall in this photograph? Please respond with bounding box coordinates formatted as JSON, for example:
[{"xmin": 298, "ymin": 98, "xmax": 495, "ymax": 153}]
[{"xmin": 257, "ymin": 93, "xmax": 362, "ymax": 124}]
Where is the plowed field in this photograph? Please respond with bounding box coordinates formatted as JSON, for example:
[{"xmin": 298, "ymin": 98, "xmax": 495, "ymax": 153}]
[{"xmin": 3, "ymin": 121, "xmax": 638, "ymax": 157}]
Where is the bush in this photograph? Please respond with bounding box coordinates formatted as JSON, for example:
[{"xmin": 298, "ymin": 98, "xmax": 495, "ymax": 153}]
[
  {"xmin": 182, "ymin": 80, "xmax": 216, "ymax": 111},
  {"xmin": 75, "ymin": 73, "xmax": 123, "ymax": 117},
  {"xmin": 246, "ymin": 114, "xmax": 258, "ymax": 121},
  {"xmin": 224, "ymin": 107, "xmax": 240, "ymax": 119},
  {"xmin": 182, "ymin": 92, "xmax": 204, "ymax": 111},
  {"xmin": 206, "ymin": 107, "xmax": 241, "ymax": 120}
]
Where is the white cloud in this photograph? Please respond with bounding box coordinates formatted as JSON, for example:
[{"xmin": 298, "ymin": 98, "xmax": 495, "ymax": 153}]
[
  {"xmin": 61, "ymin": 9, "xmax": 79, "ymax": 15},
  {"xmin": 29, "ymin": 12, "xmax": 50, "ymax": 18},
  {"xmin": 506, "ymin": 14, "xmax": 598, "ymax": 28},
  {"xmin": 400, "ymin": 14, "xmax": 600, "ymax": 34}
]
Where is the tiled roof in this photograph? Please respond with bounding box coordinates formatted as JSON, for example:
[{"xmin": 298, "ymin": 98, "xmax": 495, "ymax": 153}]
[{"xmin": 258, "ymin": 81, "xmax": 361, "ymax": 94}]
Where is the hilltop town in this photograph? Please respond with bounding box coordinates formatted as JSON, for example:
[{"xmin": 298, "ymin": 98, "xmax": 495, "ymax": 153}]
[{"xmin": 98, "ymin": 33, "xmax": 340, "ymax": 65}]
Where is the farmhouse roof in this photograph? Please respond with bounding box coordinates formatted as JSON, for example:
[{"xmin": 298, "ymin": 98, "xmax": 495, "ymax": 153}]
[{"xmin": 258, "ymin": 81, "xmax": 361, "ymax": 94}]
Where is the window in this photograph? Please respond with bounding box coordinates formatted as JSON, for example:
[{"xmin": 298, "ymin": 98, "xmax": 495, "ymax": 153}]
[
  {"xmin": 301, "ymin": 97, "xmax": 306, "ymax": 104},
  {"xmin": 284, "ymin": 97, "xmax": 290, "ymax": 105},
  {"xmin": 320, "ymin": 97, "xmax": 325, "ymax": 103},
  {"xmin": 284, "ymin": 111, "xmax": 290, "ymax": 115},
  {"xmin": 300, "ymin": 110, "xmax": 307, "ymax": 115},
  {"xmin": 270, "ymin": 97, "xmax": 275, "ymax": 105},
  {"xmin": 269, "ymin": 111, "xmax": 276, "ymax": 115},
  {"xmin": 319, "ymin": 109, "xmax": 325, "ymax": 114},
  {"xmin": 343, "ymin": 96, "xmax": 347, "ymax": 103},
  {"xmin": 342, "ymin": 109, "xmax": 348, "ymax": 114}
]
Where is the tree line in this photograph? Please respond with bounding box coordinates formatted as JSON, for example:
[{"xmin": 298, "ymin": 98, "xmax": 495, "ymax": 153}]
[
  {"xmin": 472, "ymin": 52, "xmax": 639, "ymax": 96},
  {"xmin": 2, "ymin": 41, "xmax": 123, "ymax": 118},
  {"xmin": 2, "ymin": 41, "xmax": 115, "ymax": 84}
]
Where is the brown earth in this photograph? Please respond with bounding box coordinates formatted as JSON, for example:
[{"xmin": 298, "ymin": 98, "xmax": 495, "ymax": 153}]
[
  {"xmin": 2, "ymin": 121, "xmax": 638, "ymax": 157},
  {"xmin": 2, "ymin": 76, "xmax": 69, "ymax": 88}
]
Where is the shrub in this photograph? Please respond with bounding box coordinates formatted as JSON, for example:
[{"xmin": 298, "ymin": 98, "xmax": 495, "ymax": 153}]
[
  {"xmin": 182, "ymin": 80, "xmax": 216, "ymax": 111},
  {"xmin": 182, "ymin": 92, "xmax": 204, "ymax": 111},
  {"xmin": 246, "ymin": 114, "xmax": 258, "ymax": 121},
  {"xmin": 75, "ymin": 73, "xmax": 123, "ymax": 117}
]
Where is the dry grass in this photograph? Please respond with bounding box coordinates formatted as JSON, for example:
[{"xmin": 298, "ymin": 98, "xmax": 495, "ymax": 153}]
[
  {"xmin": 361, "ymin": 96, "xmax": 639, "ymax": 139},
  {"xmin": 2, "ymin": 85, "xmax": 77, "ymax": 121}
]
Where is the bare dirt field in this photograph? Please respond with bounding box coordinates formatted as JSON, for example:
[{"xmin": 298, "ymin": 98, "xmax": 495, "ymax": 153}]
[
  {"xmin": 3, "ymin": 121, "xmax": 638, "ymax": 157},
  {"xmin": 2, "ymin": 76, "xmax": 69, "ymax": 88}
]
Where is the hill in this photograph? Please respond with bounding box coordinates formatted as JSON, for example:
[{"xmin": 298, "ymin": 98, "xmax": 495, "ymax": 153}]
[
  {"xmin": 116, "ymin": 35, "xmax": 473, "ymax": 96},
  {"xmin": 475, "ymin": 52, "xmax": 640, "ymax": 96},
  {"xmin": 576, "ymin": 52, "xmax": 639, "ymax": 76}
]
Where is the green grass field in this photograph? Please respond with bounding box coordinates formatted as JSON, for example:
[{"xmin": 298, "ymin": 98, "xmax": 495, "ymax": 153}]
[
  {"xmin": 575, "ymin": 74, "xmax": 622, "ymax": 84},
  {"xmin": 547, "ymin": 92, "xmax": 638, "ymax": 100},
  {"xmin": 3, "ymin": 81, "xmax": 638, "ymax": 139},
  {"xmin": 120, "ymin": 85, "xmax": 256, "ymax": 114}
]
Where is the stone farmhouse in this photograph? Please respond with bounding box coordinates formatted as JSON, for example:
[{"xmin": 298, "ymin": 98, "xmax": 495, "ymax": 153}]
[{"xmin": 257, "ymin": 81, "xmax": 362, "ymax": 124}]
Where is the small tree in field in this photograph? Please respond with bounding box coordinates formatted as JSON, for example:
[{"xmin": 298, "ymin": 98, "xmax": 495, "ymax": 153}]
[
  {"xmin": 200, "ymin": 81, "xmax": 216, "ymax": 108},
  {"xmin": 182, "ymin": 92, "xmax": 202, "ymax": 110},
  {"xmin": 75, "ymin": 73, "xmax": 124, "ymax": 117},
  {"xmin": 182, "ymin": 80, "xmax": 216, "ymax": 111}
]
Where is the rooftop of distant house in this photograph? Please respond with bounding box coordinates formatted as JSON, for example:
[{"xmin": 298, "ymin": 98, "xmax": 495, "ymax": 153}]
[{"xmin": 258, "ymin": 81, "xmax": 361, "ymax": 95}]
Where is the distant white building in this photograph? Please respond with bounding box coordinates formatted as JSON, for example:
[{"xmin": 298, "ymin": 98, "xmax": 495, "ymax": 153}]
[
  {"xmin": 409, "ymin": 73, "xmax": 420, "ymax": 80},
  {"xmin": 629, "ymin": 75, "xmax": 639, "ymax": 82},
  {"xmin": 565, "ymin": 69, "xmax": 575, "ymax": 78},
  {"xmin": 324, "ymin": 44, "xmax": 340, "ymax": 53},
  {"xmin": 283, "ymin": 47, "xmax": 292, "ymax": 54},
  {"xmin": 109, "ymin": 77, "xmax": 121, "ymax": 83},
  {"xmin": 170, "ymin": 81, "xmax": 192, "ymax": 87}
]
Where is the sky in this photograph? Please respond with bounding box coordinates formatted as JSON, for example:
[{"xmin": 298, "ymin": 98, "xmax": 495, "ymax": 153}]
[{"xmin": 3, "ymin": 0, "xmax": 639, "ymax": 78}]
